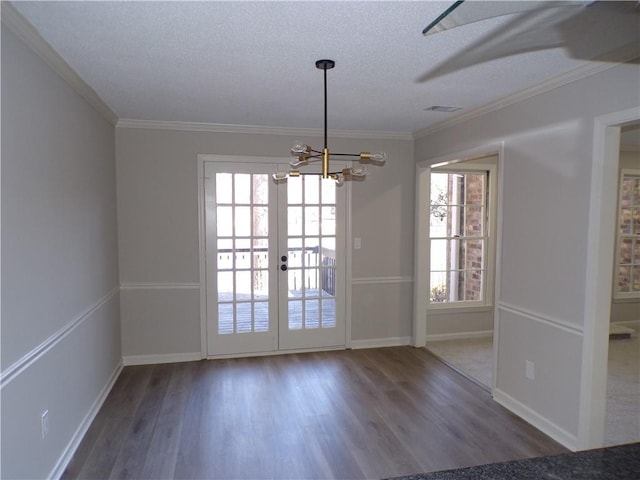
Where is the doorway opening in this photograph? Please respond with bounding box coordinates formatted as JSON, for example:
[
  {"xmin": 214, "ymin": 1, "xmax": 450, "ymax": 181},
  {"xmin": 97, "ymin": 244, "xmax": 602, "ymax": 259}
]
[
  {"xmin": 580, "ymin": 107, "xmax": 639, "ymax": 449},
  {"xmin": 603, "ymin": 121, "xmax": 640, "ymax": 446},
  {"xmin": 415, "ymin": 148, "xmax": 500, "ymax": 392}
]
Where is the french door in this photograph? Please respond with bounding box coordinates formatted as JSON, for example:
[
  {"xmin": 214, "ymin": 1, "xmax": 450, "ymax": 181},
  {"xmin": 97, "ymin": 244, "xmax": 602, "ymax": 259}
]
[{"xmin": 204, "ymin": 160, "xmax": 346, "ymax": 356}]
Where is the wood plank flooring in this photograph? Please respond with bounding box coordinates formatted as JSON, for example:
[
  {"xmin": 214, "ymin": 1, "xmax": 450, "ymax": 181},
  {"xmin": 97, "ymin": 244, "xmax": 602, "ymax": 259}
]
[{"xmin": 62, "ymin": 347, "xmax": 567, "ymax": 479}]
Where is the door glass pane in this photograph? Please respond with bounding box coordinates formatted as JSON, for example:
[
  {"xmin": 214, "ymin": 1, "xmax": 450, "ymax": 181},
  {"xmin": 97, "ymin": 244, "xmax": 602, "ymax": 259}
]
[
  {"xmin": 254, "ymin": 270, "xmax": 269, "ymax": 300},
  {"xmin": 217, "ymin": 206, "xmax": 233, "ymax": 237},
  {"xmin": 216, "ymin": 173, "xmax": 233, "ymax": 203},
  {"xmin": 253, "ymin": 175, "xmax": 269, "ymax": 205},
  {"xmin": 254, "ymin": 302, "xmax": 269, "ymax": 331},
  {"xmin": 253, "ymin": 238, "xmax": 269, "ymax": 269},
  {"xmin": 218, "ymin": 239, "xmax": 233, "ymax": 269},
  {"xmin": 218, "ymin": 271, "xmax": 233, "ymax": 302},
  {"xmin": 289, "ymin": 300, "xmax": 303, "ymax": 329},
  {"xmin": 218, "ymin": 304, "xmax": 233, "ymax": 334},
  {"xmin": 305, "ymin": 176, "xmax": 319, "ymax": 204},
  {"xmin": 235, "ymin": 206, "xmax": 251, "ymax": 237},
  {"xmin": 236, "ymin": 303, "xmax": 252, "ymax": 332},
  {"xmin": 305, "ymin": 238, "xmax": 320, "ymax": 269},
  {"xmin": 236, "ymin": 271, "xmax": 251, "ymax": 300},
  {"xmin": 285, "ymin": 173, "xmax": 336, "ymax": 332},
  {"xmin": 305, "ymin": 206, "xmax": 319, "ymax": 235},
  {"xmin": 288, "ymin": 207, "xmax": 302, "ymax": 236},
  {"xmin": 288, "ymin": 238, "xmax": 303, "ymax": 267},
  {"xmin": 305, "ymin": 300, "xmax": 319, "ymax": 329},
  {"xmin": 321, "ymin": 267, "xmax": 336, "ymax": 297},
  {"xmin": 288, "ymin": 176, "xmax": 302, "ymax": 204},
  {"xmin": 288, "ymin": 269, "xmax": 303, "ymax": 295},
  {"xmin": 215, "ymin": 172, "xmax": 271, "ymax": 336},
  {"xmin": 235, "ymin": 238, "xmax": 251, "ymax": 269},
  {"xmin": 253, "ymin": 206, "xmax": 269, "ymax": 236},
  {"xmin": 321, "ymin": 177, "xmax": 336, "ymax": 204},
  {"xmin": 322, "ymin": 299, "xmax": 336, "ymax": 327},
  {"xmin": 321, "ymin": 206, "xmax": 335, "ymax": 235},
  {"xmin": 235, "ymin": 174, "xmax": 251, "ymax": 204}
]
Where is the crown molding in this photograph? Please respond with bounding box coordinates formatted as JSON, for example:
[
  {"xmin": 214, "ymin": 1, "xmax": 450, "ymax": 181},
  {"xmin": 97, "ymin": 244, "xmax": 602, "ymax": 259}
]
[
  {"xmin": 115, "ymin": 118, "xmax": 414, "ymax": 141},
  {"xmin": 413, "ymin": 43, "xmax": 640, "ymax": 140},
  {"xmin": 1, "ymin": 2, "xmax": 118, "ymax": 125}
]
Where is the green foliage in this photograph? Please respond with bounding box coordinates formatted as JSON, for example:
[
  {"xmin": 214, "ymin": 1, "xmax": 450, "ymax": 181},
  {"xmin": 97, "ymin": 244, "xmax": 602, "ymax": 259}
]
[{"xmin": 430, "ymin": 283, "xmax": 447, "ymax": 302}]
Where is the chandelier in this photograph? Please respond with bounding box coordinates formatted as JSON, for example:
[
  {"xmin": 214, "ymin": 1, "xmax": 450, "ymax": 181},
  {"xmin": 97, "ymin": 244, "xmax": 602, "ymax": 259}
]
[{"xmin": 273, "ymin": 59, "xmax": 386, "ymax": 186}]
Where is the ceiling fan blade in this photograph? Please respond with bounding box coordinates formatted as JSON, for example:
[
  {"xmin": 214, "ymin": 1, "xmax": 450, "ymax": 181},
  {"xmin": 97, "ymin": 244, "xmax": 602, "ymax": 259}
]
[{"xmin": 422, "ymin": 0, "xmax": 592, "ymax": 36}]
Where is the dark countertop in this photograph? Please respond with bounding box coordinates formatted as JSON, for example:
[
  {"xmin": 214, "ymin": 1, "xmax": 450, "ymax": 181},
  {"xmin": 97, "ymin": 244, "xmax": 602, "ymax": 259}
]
[{"xmin": 387, "ymin": 443, "xmax": 640, "ymax": 480}]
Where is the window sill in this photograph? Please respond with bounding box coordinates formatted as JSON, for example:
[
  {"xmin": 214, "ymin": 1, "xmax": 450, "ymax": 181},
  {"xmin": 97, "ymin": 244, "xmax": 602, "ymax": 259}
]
[
  {"xmin": 612, "ymin": 296, "xmax": 640, "ymax": 304},
  {"xmin": 427, "ymin": 304, "xmax": 493, "ymax": 314}
]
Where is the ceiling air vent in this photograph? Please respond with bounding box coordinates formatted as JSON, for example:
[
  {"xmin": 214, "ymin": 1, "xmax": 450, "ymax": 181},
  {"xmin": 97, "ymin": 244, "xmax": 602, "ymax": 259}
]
[{"xmin": 424, "ymin": 105, "xmax": 463, "ymax": 113}]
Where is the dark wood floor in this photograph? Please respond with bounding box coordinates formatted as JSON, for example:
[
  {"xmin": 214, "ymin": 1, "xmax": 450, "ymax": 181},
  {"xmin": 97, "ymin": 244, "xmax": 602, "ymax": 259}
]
[{"xmin": 63, "ymin": 347, "xmax": 567, "ymax": 479}]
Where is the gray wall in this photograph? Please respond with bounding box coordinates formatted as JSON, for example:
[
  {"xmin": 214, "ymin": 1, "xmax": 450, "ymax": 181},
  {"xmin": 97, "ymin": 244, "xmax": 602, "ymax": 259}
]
[
  {"xmin": 415, "ymin": 62, "xmax": 640, "ymax": 447},
  {"xmin": 115, "ymin": 128, "xmax": 415, "ymax": 359},
  {"xmin": 1, "ymin": 26, "xmax": 121, "ymax": 479}
]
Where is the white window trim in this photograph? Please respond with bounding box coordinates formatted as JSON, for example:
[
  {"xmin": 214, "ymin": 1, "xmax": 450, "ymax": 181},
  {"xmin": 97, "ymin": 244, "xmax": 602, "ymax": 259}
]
[
  {"xmin": 613, "ymin": 167, "xmax": 640, "ymax": 300},
  {"xmin": 427, "ymin": 162, "xmax": 498, "ymax": 310}
]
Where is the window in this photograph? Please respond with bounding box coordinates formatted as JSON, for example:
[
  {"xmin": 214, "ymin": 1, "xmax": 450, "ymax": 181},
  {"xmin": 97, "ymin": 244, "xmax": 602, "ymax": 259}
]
[
  {"xmin": 429, "ymin": 170, "xmax": 489, "ymax": 305},
  {"xmin": 614, "ymin": 169, "xmax": 640, "ymax": 298}
]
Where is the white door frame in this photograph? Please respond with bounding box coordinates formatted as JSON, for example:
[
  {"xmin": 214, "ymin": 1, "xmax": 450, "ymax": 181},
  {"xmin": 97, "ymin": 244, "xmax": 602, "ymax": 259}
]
[
  {"xmin": 197, "ymin": 154, "xmax": 352, "ymax": 358},
  {"xmin": 578, "ymin": 106, "xmax": 639, "ymax": 449},
  {"xmin": 413, "ymin": 143, "xmax": 505, "ymax": 349}
]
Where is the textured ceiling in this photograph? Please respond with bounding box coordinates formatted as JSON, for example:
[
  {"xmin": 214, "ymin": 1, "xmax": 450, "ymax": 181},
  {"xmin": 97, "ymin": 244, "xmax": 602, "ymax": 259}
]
[{"xmin": 10, "ymin": 1, "xmax": 640, "ymax": 134}]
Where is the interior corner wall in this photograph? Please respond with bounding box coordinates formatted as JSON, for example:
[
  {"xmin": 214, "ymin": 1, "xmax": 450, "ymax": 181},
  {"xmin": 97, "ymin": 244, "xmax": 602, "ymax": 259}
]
[
  {"xmin": 1, "ymin": 26, "xmax": 121, "ymax": 479},
  {"xmin": 115, "ymin": 128, "xmax": 415, "ymax": 357},
  {"xmin": 414, "ymin": 62, "xmax": 640, "ymax": 448}
]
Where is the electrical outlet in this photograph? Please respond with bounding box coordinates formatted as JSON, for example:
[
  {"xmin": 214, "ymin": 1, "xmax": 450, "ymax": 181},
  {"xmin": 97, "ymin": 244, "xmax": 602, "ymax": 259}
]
[
  {"xmin": 41, "ymin": 410, "xmax": 49, "ymax": 439},
  {"xmin": 354, "ymin": 237, "xmax": 361, "ymax": 250},
  {"xmin": 525, "ymin": 360, "xmax": 535, "ymax": 380}
]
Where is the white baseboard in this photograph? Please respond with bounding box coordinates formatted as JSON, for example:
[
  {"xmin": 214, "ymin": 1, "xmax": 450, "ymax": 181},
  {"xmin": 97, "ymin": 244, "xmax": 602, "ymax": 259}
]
[
  {"xmin": 50, "ymin": 360, "xmax": 123, "ymax": 480},
  {"xmin": 610, "ymin": 319, "xmax": 640, "ymax": 326},
  {"xmin": 350, "ymin": 336, "xmax": 412, "ymax": 349},
  {"xmin": 426, "ymin": 330, "xmax": 493, "ymax": 342},
  {"xmin": 493, "ymin": 387, "xmax": 579, "ymax": 451},
  {"xmin": 122, "ymin": 352, "xmax": 202, "ymax": 366}
]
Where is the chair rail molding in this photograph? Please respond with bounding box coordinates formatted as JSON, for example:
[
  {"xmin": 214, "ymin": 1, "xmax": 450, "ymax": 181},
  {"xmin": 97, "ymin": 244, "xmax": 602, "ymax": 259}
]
[{"xmin": 0, "ymin": 286, "xmax": 120, "ymax": 388}]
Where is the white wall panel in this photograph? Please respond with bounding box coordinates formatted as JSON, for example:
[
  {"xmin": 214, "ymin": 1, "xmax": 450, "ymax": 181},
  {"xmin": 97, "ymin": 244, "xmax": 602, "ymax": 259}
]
[
  {"xmin": 350, "ymin": 280, "xmax": 413, "ymax": 341},
  {"xmin": 120, "ymin": 287, "xmax": 201, "ymax": 358},
  {"xmin": 1, "ymin": 25, "xmax": 120, "ymax": 478},
  {"xmin": 496, "ymin": 305, "xmax": 583, "ymax": 444},
  {"xmin": 426, "ymin": 309, "xmax": 493, "ymax": 338}
]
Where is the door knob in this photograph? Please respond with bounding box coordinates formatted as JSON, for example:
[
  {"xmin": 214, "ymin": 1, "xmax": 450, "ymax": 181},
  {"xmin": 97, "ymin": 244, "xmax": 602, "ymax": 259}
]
[{"xmin": 280, "ymin": 264, "xmax": 288, "ymax": 271}]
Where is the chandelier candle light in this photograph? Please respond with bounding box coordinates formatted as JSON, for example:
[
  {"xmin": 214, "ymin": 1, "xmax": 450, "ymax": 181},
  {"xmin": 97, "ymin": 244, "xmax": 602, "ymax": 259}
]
[{"xmin": 273, "ymin": 59, "xmax": 386, "ymax": 186}]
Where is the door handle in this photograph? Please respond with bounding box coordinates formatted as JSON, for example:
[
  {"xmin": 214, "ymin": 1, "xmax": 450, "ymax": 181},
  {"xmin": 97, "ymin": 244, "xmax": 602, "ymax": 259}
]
[
  {"xmin": 281, "ymin": 264, "xmax": 288, "ymax": 271},
  {"xmin": 280, "ymin": 255, "xmax": 288, "ymax": 271}
]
